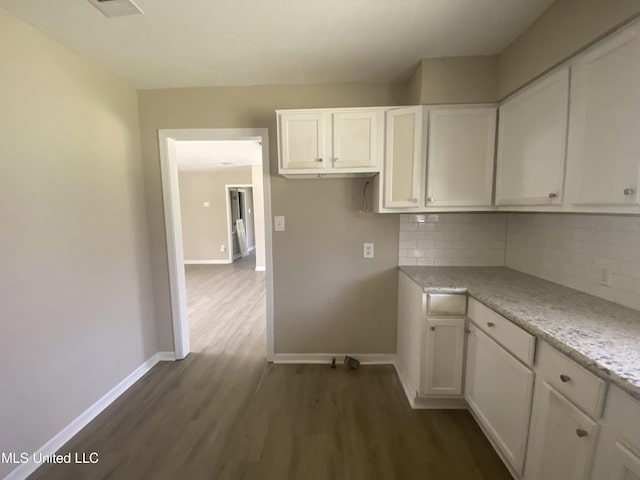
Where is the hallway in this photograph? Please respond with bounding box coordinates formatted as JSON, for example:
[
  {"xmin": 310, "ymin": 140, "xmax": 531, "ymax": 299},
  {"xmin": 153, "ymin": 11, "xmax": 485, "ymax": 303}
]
[{"xmin": 185, "ymin": 253, "xmax": 266, "ymax": 355}]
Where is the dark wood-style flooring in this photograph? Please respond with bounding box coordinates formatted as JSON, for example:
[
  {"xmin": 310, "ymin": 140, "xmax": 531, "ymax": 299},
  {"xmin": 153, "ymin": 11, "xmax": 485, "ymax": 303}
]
[{"xmin": 30, "ymin": 253, "xmax": 510, "ymax": 480}]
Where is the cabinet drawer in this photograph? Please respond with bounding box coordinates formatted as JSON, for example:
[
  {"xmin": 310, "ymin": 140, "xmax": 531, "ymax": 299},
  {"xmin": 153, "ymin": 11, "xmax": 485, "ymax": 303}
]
[
  {"xmin": 536, "ymin": 341, "xmax": 607, "ymax": 418},
  {"xmin": 468, "ymin": 298, "xmax": 535, "ymax": 365},
  {"xmin": 427, "ymin": 293, "xmax": 467, "ymax": 316}
]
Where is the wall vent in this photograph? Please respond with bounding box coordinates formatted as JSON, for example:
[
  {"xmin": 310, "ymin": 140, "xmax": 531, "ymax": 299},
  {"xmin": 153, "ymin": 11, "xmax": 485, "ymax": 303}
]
[{"xmin": 87, "ymin": 0, "xmax": 143, "ymax": 18}]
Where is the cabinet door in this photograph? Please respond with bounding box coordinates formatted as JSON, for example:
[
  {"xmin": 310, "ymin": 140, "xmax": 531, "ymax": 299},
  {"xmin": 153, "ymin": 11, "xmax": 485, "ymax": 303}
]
[
  {"xmin": 496, "ymin": 69, "xmax": 569, "ymax": 206},
  {"xmin": 465, "ymin": 324, "xmax": 534, "ymax": 474},
  {"xmin": 525, "ymin": 382, "xmax": 599, "ymax": 480},
  {"xmin": 279, "ymin": 112, "xmax": 326, "ymax": 172},
  {"xmin": 565, "ymin": 25, "xmax": 640, "ymax": 206},
  {"xmin": 423, "ymin": 317, "xmax": 465, "ymax": 396},
  {"xmin": 610, "ymin": 441, "xmax": 640, "ymax": 480},
  {"xmin": 384, "ymin": 106, "xmax": 424, "ymax": 208},
  {"xmin": 331, "ymin": 110, "xmax": 381, "ymax": 170},
  {"xmin": 426, "ymin": 106, "xmax": 496, "ymax": 207}
]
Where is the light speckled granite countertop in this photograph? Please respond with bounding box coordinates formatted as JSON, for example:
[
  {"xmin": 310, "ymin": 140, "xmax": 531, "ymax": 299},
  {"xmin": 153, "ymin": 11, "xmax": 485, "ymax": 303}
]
[{"xmin": 399, "ymin": 266, "xmax": 640, "ymax": 401}]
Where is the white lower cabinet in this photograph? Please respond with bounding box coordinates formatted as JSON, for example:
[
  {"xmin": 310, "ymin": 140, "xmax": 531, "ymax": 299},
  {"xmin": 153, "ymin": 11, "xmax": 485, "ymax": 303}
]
[
  {"xmin": 524, "ymin": 381, "xmax": 599, "ymax": 480},
  {"xmin": 591, "ymin": 386, "xmax": 640, "ymax": 480},
  {"xmin": 395, "ymin": 272, "xmax": 467, "ymax": 407},
  {"xmin": 423, "ymin": 317, "xmax": 465, "ymax": 396},
  {"xmin": 465, "ymin": 323, "xmax": 534, "ymax": 475}
]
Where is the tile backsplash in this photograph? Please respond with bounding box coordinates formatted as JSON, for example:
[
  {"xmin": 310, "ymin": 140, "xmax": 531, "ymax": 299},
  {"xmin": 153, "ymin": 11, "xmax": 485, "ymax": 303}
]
[
  {"xmin": 399, "ymin": 213, "xmax": 507, "ymax": 267},
  {"xmin": 506, "ymin": 213, "xmax": 640, "ymax": 310}
]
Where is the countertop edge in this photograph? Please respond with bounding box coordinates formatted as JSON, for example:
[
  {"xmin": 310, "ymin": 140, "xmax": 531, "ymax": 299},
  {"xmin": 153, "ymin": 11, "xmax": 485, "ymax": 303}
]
[{"xmin": 400, "ymin": 268, "xmax": 640, "ymax": 402}]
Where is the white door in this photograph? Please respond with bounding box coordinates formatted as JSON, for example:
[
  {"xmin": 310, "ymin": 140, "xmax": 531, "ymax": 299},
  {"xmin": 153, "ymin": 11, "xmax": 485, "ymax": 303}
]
[
  {"xmin": 525, "ymin": 381, "xmax": 599, "ymax": 480},
  {"xmin": 330, "ymin": 110, "xmax": 381, "ymax": 170},
  {"xmin": 423, "ymin": 317, "xmax": 465, "ymax": 396},
  {"xmin": 384, "ymin": 106, "xmax": 424, "ymax": 208},
  {"xmin": 565, "ymin": 25, "xmax": 640, "ymax": 206},
  {"xmin": 496, "ymin": 68, "xmax": 569, "ymax": 206},
  {"xmin": 426, "ymin": 106, "xmax": 496, "ymax": 207},
  {"xmin": 279, "ymin": 112, "xmax": 326, "ymax": 172},
  {"xmin": 465, "ymin": 324, "xmax": 534, "ymax": 474}
]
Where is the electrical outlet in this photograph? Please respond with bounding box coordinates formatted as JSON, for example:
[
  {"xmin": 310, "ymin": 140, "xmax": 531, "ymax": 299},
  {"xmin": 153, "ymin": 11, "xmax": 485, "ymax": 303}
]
[
  {"xmin": 364, "ymin": 243, "xmax": 374, "ymax": 259},
  {"xmin": 220, "ymin": 245, "xmax": 226, "ymax": 253},
  {"xmin": 600, "ymin": 267, "xmax": 612, "ymax": 287},
  {"xmin": 203, "ymin": 201, "xmax": 211, "ymax": 208},
  {"xmin": 274, "ymin": 216, "xmax": 285, "ymax": 231}
]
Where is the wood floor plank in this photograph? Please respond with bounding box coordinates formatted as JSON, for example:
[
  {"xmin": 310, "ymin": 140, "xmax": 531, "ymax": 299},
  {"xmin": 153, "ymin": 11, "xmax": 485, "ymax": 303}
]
[{"xmin": 29, "ymin": 253, "xmax": 511, "ymax": 480}]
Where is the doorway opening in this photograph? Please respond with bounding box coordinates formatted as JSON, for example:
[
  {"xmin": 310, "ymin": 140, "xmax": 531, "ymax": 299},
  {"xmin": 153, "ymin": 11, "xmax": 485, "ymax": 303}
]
[
  {"xmin": 227, "ymin": 185, "xmax": 255, "ymax": 262},
  {"xmin": 158, "ymin": 129, "xmax": 274, "ymax": 361}
]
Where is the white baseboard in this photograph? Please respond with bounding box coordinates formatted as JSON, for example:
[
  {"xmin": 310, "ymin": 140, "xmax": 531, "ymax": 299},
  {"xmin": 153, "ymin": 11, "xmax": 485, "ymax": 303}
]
[
  {"xmin": 184, "ymin": 260, "xmax": 231, "ymax": 265},
  {"xmin": 393, "ymin": 361, "xmax": 418, "ymax": 407},
  {"xmin": 272, "ymin": 353, "xmax": 396, "ymax": 365},
  {"xmin": 255, "ymin": 266, "xmax": 266, "ymax": 272},
  {"xmin": 4, "ymin": 351, "xmax": 176, "ymax": 480}
]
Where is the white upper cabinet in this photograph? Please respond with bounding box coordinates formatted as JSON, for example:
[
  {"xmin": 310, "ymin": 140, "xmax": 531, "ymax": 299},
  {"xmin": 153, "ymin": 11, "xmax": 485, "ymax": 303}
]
[
  {"xmin": 565, "ymin": 24, "xmax": 640, "ymax": 207},
  {"xmin": 426, "ymin": 106, "xmax": 496, "ymax": 207},
  {"xmin": 383, "ymin": 106, "xmax": 425, "ymax": 208},
  {"xmin": 278, "ymin": 112, "xmax": 326, "ymax": 172},
  {"xmin": 496, "ymin": 68, "xmax": 570, "ymax": 207},
  {"xmin": 330, "ymin": 110, "xmax": 382, "ymax": 170},
  {"xmin": 277, "ymin": 108, "xmax": 383, "ymax": 177}
]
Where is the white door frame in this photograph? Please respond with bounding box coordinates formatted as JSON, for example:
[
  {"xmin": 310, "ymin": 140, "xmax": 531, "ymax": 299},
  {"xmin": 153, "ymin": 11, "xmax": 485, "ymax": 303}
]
[
  {"xmin": 225, "ymin": 184, "xmax": 252, "ymax": 262},
  {"xmin": 158, "ymin": 128, "xmax": 274, "ymax": 361}
]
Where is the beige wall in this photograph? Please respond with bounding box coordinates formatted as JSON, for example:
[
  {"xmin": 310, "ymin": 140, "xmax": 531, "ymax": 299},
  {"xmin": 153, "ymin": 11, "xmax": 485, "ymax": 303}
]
[
  {"xmin": 498, "ymin": 0, "xmax": 640, "ymax": 98},
  {"xmin": 0, "ymin": 9, "xmax": 155, "ymax": 478},
  {"xmin": 179, "ymin": 168, "xmax": 253, "ymax": 261},
  {"xmin": 138, "ymin": 84, "xmax": 404, "ymax": 354},
  {"xmin": 412, "ymin": 56, "xmax": 499, "ymax": 104}
]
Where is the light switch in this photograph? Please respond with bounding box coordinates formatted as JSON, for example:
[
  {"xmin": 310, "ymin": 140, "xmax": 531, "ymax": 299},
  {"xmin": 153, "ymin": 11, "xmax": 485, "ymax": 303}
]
[
  {"xmin": 364, "ymin": 243, "xmax": 374, "ymax": 258},
  {"xmin": 274, "ymin": 216, "xmax": 285, "ymax": 231},
  {"xmin": 203, "ymin": 201, "xmax": 211, "ymax": 208}
]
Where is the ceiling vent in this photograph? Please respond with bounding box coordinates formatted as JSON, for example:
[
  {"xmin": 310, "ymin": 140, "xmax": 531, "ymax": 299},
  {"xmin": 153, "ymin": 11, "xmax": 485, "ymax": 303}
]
[{"xmin": 87, "ymin": 0, "xmax": 143, "ymax": 18}]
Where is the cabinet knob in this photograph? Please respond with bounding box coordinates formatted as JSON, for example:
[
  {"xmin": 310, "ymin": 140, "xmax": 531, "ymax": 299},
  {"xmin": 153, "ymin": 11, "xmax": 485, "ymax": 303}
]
[
  {"xmin": 560, "ymin": 374, "xmax": 571, "ymax": 383},
  {"xmin": 333, "ymin": 157, "xmax": 339, "ymax": 162},
  {"xmin": 465, "ymin": 329, "xmax": 471, "ymax": 334},
  {"xmin": 316, "ymin": 158, "xmax": 323, "ymax": 162},
  {"xmin": 576, "ymin": 429, "xmax": 588, "ymax": 438},
  {"xmin": 624, "ymin": 188, "xmax": 635, "ymax": 196},
  {"xmin": 548, "ymin": 192, "xmax": 557, "ymax": 199},
  {"xmin": 430, "ymin": 326, "xmax": 436, "ymax": 331},
  {"xmin": 411, "ymin": 198, "xmax": 418, "ymax": 203},
  {"xmin": 427, "ymin": 197, "xmax": 434, "ymax": 202},
  {"xmin": 487, "ymin": 322, "xmax": 495, "ymax": 328}
]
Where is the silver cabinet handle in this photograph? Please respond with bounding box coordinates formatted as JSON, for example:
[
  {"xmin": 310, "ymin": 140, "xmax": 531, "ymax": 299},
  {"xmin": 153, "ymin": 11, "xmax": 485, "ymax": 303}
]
[
  {"xmin": 576, "ymin": 429, "xmax": 588, "ymax": 438},
  {"xmin": 487, "ymin": 322, "xmax": 495, "ymax": 328},
  {"xmin": 624, "ymin": 188, "xmax": 635, "ymax": 196},
  {"xmin": 430, "ymin": 326, "xmax": 436, "ymax": 331},
  {"xmin": 548, "ymin": 193, "xmax": 557, "ymax": 198},
  {"xmin": 560, "ymin": 374, "xmax": 571, "ymax": 383}
]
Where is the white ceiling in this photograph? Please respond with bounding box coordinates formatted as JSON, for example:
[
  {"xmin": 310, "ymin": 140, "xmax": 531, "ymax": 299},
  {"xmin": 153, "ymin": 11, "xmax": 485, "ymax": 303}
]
[
  {"xmin": 0, "ymin": 0, "xmax": 555, "ymax": 89},
  {"xmin": 175, "ymin": 140, "xmax": 262, "ymax": 172}
]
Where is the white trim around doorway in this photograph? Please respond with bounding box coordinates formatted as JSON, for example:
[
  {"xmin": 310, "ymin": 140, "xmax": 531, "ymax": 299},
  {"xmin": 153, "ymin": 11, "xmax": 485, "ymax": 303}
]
[{"xmin": 158, "ymin": 128, "xmax": 275, "ymax": 362}]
